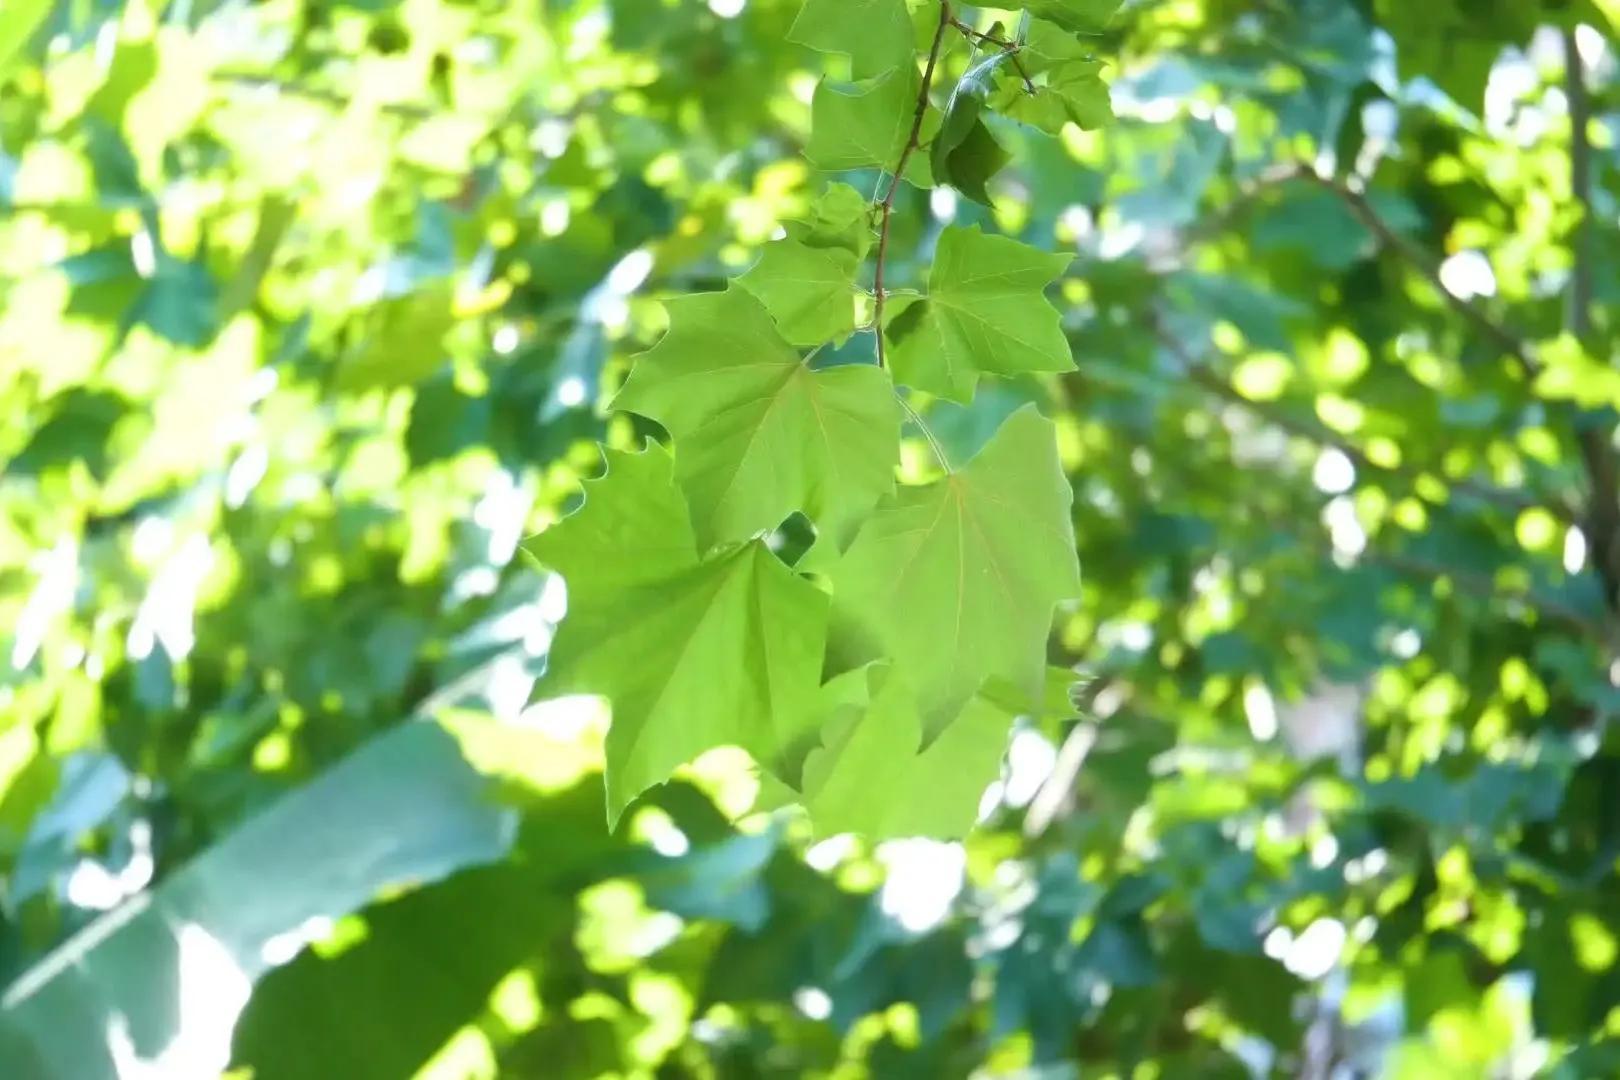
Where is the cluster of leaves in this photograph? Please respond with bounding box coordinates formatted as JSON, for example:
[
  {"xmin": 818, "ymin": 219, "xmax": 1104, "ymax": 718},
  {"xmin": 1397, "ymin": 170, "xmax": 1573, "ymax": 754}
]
[
  {"xmin": 523, "ymin": 0, "xmax": 1118, "ymax": 834},
  {"xmin": 4, "ymin": 0, "xmax": 1620, "ymax": 1077}
]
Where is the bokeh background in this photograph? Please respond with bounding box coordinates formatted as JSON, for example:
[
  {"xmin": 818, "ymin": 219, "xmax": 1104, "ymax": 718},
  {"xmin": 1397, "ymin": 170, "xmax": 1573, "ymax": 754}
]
[{"xmin": 3, "ymin": 0, "xmax": 1620, "ymax": 1076}]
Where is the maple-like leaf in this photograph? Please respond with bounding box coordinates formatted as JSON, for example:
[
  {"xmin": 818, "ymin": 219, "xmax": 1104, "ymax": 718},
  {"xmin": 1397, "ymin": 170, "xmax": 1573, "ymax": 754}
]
[
  {"xmin": 992, "ymin": 20, "xmax": 1113, "ymax": 135},
  {"xmin": 738, "ymin": 185, "xmax": 874, "ymax": 346},
  {"xmin": 521, "ymin": 442, "xmax": 697, "ymax": 593},
  {"xmin": 828, "ymin": 405, "xmax": 1081, "ymax": 733},
  {"xmin": 524, "ymin": 444, "xmax": 829, "ymax": 823},
  {"xmin": 798, "ymin": 665, "xmax": 1010, "ymax": 839},
  {"xmin": 788, "ymin": 0, "xmax": 913, "ymax": 79},
  {"xmin": 795, "ymin": 182, "xmax": 874, "ymax": 260},
  {"xmin": 738, "ymin": 242, "xmax": 862, "ymax": 346},
  {"xmin": 614, "ymin": 286, "xmax": 899, "ymax": 548},
  {"xmin": 1017, "ymin": 0, "xmax": 1120, "ymax": 34},
  {"xmin": 883, "ymin": 225, "xmax": 1074, "ymax": 402},
  {"xmin": 808, "ymin": 68, "xmax": 926, "ymax": 174}
]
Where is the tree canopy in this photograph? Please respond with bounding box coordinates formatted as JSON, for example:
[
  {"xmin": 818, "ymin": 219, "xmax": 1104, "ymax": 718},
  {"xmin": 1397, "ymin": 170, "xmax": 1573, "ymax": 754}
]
[{"xmin": 2, "ymin": 0, "xmax": 1620, "ymax": 1076}]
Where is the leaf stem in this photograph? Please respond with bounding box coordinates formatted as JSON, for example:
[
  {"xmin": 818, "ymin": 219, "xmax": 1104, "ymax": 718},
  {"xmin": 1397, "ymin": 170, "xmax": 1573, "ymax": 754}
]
[
  {"xmin": 873, "ymin": 0, "xmax": 951, "ymax": 370},
  {"xmin": 949, "ymin": 17, "xmax": 1035, "ymax": 92},
  {"xmin": 895, "ymin": 390, "xmax": 953, "ymax": 472}
]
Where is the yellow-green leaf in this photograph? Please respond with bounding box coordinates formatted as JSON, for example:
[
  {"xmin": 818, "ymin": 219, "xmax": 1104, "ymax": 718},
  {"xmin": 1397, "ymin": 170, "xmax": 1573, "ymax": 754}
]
[{"xmin": 614, "ymin": 287, "xmax": 900, "ymax": 548}]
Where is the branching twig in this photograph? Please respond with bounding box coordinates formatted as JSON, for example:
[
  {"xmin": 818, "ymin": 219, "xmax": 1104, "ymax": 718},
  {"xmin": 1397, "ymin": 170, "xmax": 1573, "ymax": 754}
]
[
  {"xmin": 1149, "ymin": 319, "xmax": 1578, "ymax": 523},
  {"xmin": 1366, "ymin": 548, "xmax": 1610, "ymax": 642},
  {"xmin": 1240, "ymin": 490, "xmax": 1611, "ymax": 643},
  {"xmin": 949, "ymin": 17, "xmax": 1035, "ymax": 92},
  {"xmin": 1292, "ymin": 166, "xmax": 1540, "ymax": 380},
  {"xmin": 873, "ymin": 0, "xmax": 951, "ymax": 371},
  {"xmin": 1280, "ymin": 158, "xmax": 1620, "ymax": 616}
]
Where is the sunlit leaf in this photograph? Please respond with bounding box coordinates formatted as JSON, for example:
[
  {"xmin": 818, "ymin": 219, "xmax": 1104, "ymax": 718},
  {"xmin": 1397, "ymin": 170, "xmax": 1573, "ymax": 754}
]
[
  {"xmin": 884, "ymin": 225, "xmax": 1074, "ymax": 401},
  {"xmin": 828, "ymin": 405, "xmax": 1081, "ymax": 729},
  {"xmin": 614, "ymin": 287, "xmax": 900, "ymax": 546}
]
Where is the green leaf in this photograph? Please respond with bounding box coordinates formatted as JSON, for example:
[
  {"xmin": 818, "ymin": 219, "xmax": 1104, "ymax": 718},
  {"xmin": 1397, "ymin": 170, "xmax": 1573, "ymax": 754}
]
[
  {"xmin": 828, "ymin": 405, "xmax": 1081, "ymax": 732},
  {"xmin": 737, "ymin": 239, "xmax": 863, "ymax": 346},
  {"xmin": 932, "ymin": 116, "xmax": 1010, "ymax": 205},
  {"xmin": 1534, "ymin": 333, "xmax": 1620, "ymax": 409},
  {"xmin": 1017, "ymin": 0, "xmax": 1121, "ymax": 34},
  {"xmin": 988, "ymin": 21, "xmax": 1112, "ymax": 135},
  {"xmin": 0, "ymin": 721, "xmax": 511, "ymax": 1079},
  {"xmin": 931, "ymin": 54, "xmax": 1011, "ymax": 205},
  {"xmin": 614, "ymin": 287, "xmax": 900, "ymax": 547},
  {"xmin": 520, "ymin": 441, "xmax": 698, "ymax": 592},
  {"xmin": 996, "ymin": 62, "xmax": 1112, "ymax": 135},
  {"xmin": 808, "ymin": 68, "xmax": 917, "ymax": 172},
  {"xmin": 1022, "ymin": 17, "xmax": 1098, "ymax": 72},
  {"xmin": 230, "ymin": 779, "xmax": 616, "ymax": 1080},
  {"xmin": 338, "ymin": 284, "xmax": 455, "ymax": 391},
  {"xmin": 526, "ymin": 444, "xmax": 831, "ymax": 821},
  {"xmin": 883, "ymin": 225, "xmax": 1074, "ymax": 402},
  {"xmin": 0, "ymin": 0, "xmax": 51, "ymax": 79},
  {"xmin": 789, "ymin": 0, "xmax": 914, "ymax": 79},
  {"xmin": 738, "ymin": 185, "xmax": 877, "ymax": 342},
  {"xmin": 798, "ymin": 665, "xmax": 1010, "ymax": 839},
  {"xmin": 797, "ymin": 182, "xmax": 876, "ymax": 260}
]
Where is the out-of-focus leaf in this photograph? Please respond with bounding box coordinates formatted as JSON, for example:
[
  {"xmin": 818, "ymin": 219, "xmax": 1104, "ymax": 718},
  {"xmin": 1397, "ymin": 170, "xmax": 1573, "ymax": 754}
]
[
  {"xmin": 0, "ymin": 722, "xmax": 512, "ymax": 1079},
  {"xmin": 0, "ymin": 0, "xmax": 51, "ymax": 78}
]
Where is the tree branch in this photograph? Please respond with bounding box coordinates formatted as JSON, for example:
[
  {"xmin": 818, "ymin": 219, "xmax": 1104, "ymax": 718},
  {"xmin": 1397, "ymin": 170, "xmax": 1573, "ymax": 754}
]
[
  {"xmin": 873, "ymin": 0, "xmax": 951, "ymax": 371},
  {"xmin": 1149, "ymin": 320, "xmax": 1577, "ymax": 523},
  {"xmin": 1292, "ymin": 167, "xmax": 1540, "ymax": 379},
  {"xmin": 1285, "ymin": 155, "xmax": 1620, "ymax": 615},
  {"xmin": 1365, "ymin": 548, "xmax": 1610, "ymax": 643},
  {"xmin": 1235, "ymin": 489, "xmax": 1611, "ymax": 644},
  {"xmin": 1562, "ymin": 29, "xmax": 1620, "ymax": 615},
  {"xmin": 1565, "ymin": 30, "xmax": 1597, "ymax": 344}
]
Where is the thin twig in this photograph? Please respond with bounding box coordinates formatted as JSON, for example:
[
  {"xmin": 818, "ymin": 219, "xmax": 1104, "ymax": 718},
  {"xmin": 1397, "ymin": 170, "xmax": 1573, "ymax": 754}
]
[
  {"xmin": 1366, "ymin": 549, "xmax": 1610, "ymax": 642},
  {"xmin": 1241, "ymin": 493, "xmax": 1611, "ymax": 643},
  {"xmin": 1024, "ymin": 720, "xmax": 1098, "ymax": 836},
  {"xmin": 873, "ymin": 0, "xmax": 951, "ymax": 370},
  {"xmin": 949, "ymin": 17, "xmax": 1035, "ymax": 92},
  {"xmin": 212, "ymin": 71, "xmax": 436, "ymax": 119},
  {"xmin": 1565, "ymin": 30, "xmax": 1597, "ymax": 347},
  {"xmin": 1149, "ymin": 319, "xmax": 1578, "ymax": 523},
  {"xmin": 1292, "ymin": 167, "xmax": 1539, "ymax": 379},
  {"xmin": 1285, "ymin": 160, "xmax": 1620, "ymax": 612}
]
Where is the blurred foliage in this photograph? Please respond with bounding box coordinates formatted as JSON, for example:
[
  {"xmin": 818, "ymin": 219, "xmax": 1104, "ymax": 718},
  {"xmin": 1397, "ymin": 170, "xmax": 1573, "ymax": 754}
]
[{"xmin": 3, "ymin": 0, "xmax": 1620, "ymax": 1076}]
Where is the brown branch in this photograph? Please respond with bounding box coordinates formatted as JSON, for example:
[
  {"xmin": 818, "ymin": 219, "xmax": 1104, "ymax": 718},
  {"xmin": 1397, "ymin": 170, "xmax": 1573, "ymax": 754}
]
[
  {"xmin": 1565, "ymin": 30, "xmax": 1597, "ymax": 344},
  {"xmin": 873, "ymin": 0, "xmax": 951, "ymax": 370}
]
